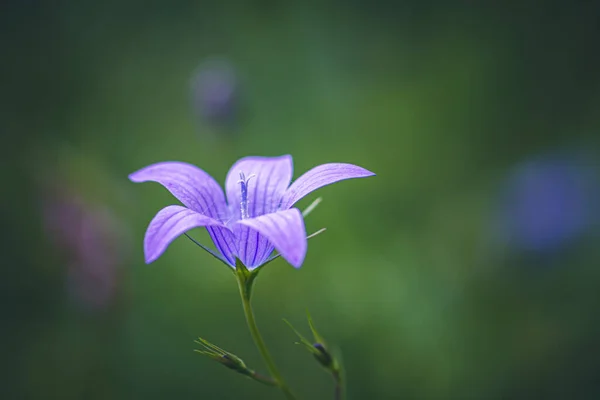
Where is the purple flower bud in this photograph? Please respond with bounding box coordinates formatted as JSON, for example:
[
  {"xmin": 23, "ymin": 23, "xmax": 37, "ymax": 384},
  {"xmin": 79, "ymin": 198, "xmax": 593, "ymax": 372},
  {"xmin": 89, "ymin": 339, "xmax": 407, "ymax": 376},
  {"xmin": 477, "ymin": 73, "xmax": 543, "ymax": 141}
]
[{"xmin": 313, "ymin": 343, "xmax": 334, "ymax": 368}]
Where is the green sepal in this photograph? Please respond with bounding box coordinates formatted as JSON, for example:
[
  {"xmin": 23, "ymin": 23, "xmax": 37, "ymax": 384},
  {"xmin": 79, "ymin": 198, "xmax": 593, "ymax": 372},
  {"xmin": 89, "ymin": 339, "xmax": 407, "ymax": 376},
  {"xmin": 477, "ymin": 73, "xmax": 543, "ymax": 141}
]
[
  {"xmin": 283, "ymin": 319, "xmax": 316, "ymax": 353},
  {"xmin": 235, "ymin": 259, "xmax": 261, "ymax": 300},
  {"xmin": 306, "ymin": 310, "xmax": 340, "ymax": 372},
  {"xmin": 194, "ymin": 337, "xmax": 250, "ymax": 375},
  {"xmin": 306, "ymin": 310, "xmax": 326, "ymax": 349}
]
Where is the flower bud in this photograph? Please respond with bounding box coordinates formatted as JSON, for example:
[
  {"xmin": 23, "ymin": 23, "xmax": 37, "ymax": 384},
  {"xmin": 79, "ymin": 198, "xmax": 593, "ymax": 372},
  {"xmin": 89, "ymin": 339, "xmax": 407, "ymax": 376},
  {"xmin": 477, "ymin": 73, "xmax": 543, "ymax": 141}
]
[
  {"xmin": 219, "ymin": 354, "xmax": 250, "ymax": 375},
  {"xmin": 284, "ymin": 311, "xmax": 341, "ymax": 374},
  {"xmin": 312, "ymin": 343, "xmax": 334, "ymax": 369},
  {"xmin": 194, "ymin": 336, "xmax": 276, "ymax": 387},
  {"xmin": 194, "ymin": 337, "xmax": 251, "ymax": 376}
]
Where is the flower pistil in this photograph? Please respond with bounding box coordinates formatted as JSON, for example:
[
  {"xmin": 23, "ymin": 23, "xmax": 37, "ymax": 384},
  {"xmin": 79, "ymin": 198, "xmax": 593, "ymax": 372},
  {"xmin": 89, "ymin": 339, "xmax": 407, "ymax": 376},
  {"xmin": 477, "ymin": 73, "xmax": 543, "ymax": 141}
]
[{"xmin": 238, "ymin": 171, "xmax": 255, "ymax": 220}]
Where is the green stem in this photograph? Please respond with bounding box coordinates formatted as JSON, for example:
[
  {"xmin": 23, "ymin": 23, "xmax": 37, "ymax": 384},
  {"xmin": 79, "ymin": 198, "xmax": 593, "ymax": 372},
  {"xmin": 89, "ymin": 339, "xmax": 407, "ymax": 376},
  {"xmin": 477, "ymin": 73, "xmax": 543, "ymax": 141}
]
[
  {"xmin": 236, "ymin": 273, "xmax": 297, "ymax": 400},
  {"xmin": 248, "ymin": 371, "xmax": 278, "ymax": 387},
  {"xmin": 333, "ymin": 370, "xmax": 343, "ymax": 400}
]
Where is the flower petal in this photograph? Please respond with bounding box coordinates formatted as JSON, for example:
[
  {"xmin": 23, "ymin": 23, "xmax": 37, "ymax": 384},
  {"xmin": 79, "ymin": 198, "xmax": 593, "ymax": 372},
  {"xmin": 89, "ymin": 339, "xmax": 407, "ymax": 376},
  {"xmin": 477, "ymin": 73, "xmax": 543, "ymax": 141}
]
[
  {"xmin": 129, "ymin": 161, "xmax": 228, "ymax": 218},
  {"xmin": 143, "ymin": 205, "xmax": 232, "ymax": 265},
  {"xmin": 129, "ymin": 162, "xmax": 236, "ymax": 263},
  {"xmin": 206, "ymin": 227, "xmax": 237, "ymax": 266},
  {"xmin": 225, "ymin": 155, "xmax": 293, "ymax": 218},
  {"xmin": 280, "ymin": 163, "xmax": 375, "ymax": 209},
  {"xmin": 225, "ymin": 155, "xmax": 293, "ymax": 266},
  {"xmin": 237, "ymin": 208, "xmax": 307, "ymax": 268}
]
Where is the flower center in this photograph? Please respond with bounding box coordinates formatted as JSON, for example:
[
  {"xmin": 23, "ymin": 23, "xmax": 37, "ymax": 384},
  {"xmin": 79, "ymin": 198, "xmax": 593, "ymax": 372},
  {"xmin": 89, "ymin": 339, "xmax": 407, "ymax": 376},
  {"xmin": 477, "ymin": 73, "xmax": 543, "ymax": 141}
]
[{"xmin": 238, "ymin": 172, "xmax": 255, "ymax": 219}]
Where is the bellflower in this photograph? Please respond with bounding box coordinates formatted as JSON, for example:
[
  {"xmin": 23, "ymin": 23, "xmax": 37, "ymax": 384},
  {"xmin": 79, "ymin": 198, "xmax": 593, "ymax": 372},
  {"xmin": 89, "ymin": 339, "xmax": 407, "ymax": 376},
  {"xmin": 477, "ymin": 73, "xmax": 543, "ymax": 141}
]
[
  {"xmin": 496, "ymin": 155, "xmax": 595, "ymax": 253},
  {"xmin": 129, "ymin": 155, "xmax": 374, "ymax": 269}
]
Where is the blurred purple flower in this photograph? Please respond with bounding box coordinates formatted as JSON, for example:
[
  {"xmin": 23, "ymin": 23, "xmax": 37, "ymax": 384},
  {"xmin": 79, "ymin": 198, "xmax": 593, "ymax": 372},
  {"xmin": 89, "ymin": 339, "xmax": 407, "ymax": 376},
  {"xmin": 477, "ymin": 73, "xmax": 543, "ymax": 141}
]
[
  {"xmin": 191, "ymin": 58, "xmax": 238, "ymax": 128},
  {"xmin": 496, "ymin": 155, "xmax": 596, "ymax": 253},
  {"xmin": 42, "ymin": 188, "xmax": 128, "ymax": 310},
  {"xmin": 129, "ymin": 155, "xmax": 374, "ymax": 269}
]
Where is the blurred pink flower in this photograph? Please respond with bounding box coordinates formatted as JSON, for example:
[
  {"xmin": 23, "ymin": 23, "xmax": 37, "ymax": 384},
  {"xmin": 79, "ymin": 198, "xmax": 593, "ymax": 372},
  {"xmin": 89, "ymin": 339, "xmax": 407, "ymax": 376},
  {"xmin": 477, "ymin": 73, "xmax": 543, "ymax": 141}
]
[{"xmin": 42, "ymin": 187, "xmax": 129, "ymax": 311}]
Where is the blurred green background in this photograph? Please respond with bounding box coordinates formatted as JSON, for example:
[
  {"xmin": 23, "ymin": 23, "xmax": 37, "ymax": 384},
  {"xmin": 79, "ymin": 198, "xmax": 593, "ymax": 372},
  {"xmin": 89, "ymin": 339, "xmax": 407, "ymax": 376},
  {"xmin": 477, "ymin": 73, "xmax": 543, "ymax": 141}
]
[{"xmin": 2, "ymin": 1, "xmax": 600, "ymax": 399}]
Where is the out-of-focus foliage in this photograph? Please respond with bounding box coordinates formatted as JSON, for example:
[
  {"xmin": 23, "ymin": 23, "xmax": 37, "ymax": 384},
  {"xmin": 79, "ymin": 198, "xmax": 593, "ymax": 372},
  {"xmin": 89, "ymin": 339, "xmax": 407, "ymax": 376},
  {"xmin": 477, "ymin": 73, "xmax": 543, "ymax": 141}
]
[{"xmin": 2, "ymin": 1, "xmax": 600, "ymax": 399}]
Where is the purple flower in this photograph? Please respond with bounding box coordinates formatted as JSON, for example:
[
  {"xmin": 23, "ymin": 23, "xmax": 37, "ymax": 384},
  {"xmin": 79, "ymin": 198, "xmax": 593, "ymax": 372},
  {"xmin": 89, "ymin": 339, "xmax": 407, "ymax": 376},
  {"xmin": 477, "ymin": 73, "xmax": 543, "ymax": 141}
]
[
  {"xmin": 42, "ymin": 187, "xmax": 129, "ymax": 310},
  {"xmin": 129, "ymin": 155, "xmax": 374, "ymax": 269},
  {"xmin": 495, "ymin": 155, "xmax": 596, "ymax": 253},
  {"xmin": 191, "ymin": 58, "xmax": 238, "ymax": 127}
]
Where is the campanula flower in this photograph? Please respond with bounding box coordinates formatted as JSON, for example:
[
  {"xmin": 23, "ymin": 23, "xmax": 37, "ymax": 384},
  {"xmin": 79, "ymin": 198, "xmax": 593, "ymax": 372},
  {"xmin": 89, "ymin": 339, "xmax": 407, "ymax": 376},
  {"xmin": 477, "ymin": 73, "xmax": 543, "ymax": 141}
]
[
  {"xmin": 495, "ymin": 154, "xmax": 597, "ymax": 253},
  {"xmin": 129, "ymin": 155, "xmax": 374, "ymax": 269}
]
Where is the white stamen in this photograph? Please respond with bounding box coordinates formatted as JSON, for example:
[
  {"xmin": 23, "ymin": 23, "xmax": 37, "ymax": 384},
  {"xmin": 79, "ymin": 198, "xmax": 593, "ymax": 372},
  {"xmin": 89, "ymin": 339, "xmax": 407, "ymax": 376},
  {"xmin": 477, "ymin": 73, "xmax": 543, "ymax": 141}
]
[{"xmin": 238, "ymin": 172, "xmax": 255, "ymax": 219}]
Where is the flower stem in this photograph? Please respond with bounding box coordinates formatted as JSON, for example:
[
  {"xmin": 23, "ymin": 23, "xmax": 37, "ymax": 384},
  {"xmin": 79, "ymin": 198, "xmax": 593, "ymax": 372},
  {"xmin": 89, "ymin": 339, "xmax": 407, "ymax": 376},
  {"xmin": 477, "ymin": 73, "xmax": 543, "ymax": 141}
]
[
  {"xmin": 236, "ymin": 273, "xmax": 297, "ymax": 400},
  {"xmin": 333, "ymin": 370, "xmax": 343, "ymax": 400},
  {"xmin": 249, "ymin": 371, "xmax": 278, "ymax": 387}
]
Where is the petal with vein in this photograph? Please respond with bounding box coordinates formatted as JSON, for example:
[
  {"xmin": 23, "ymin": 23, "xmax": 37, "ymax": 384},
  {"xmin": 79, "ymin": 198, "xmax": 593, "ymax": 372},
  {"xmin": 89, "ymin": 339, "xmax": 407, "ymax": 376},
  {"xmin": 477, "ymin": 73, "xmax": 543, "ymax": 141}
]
[
  {"xmin": 225, "ymin": 155, "xmax": 293, "ymax": 218},
  {"xmin": 129, "ymin": 161, "xmax": 228, "ymax": 218},
  {"xmin": 237, "ymin": 208, "xmax": 307, "ymax": 268},
  {"xmin": 225, "ymin": 155, "xmax": 293, "ymax": 266},
  {"xmin": 281, "ymin": 163, "xmax": 375, "ymax": 210},
  {"xmin": 129, "ymin": 162, "xmax": 235, "ymax": 263},
  {"xmin": 143, "ymin": 205, "xmax": 231, "ymax": 264}
]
